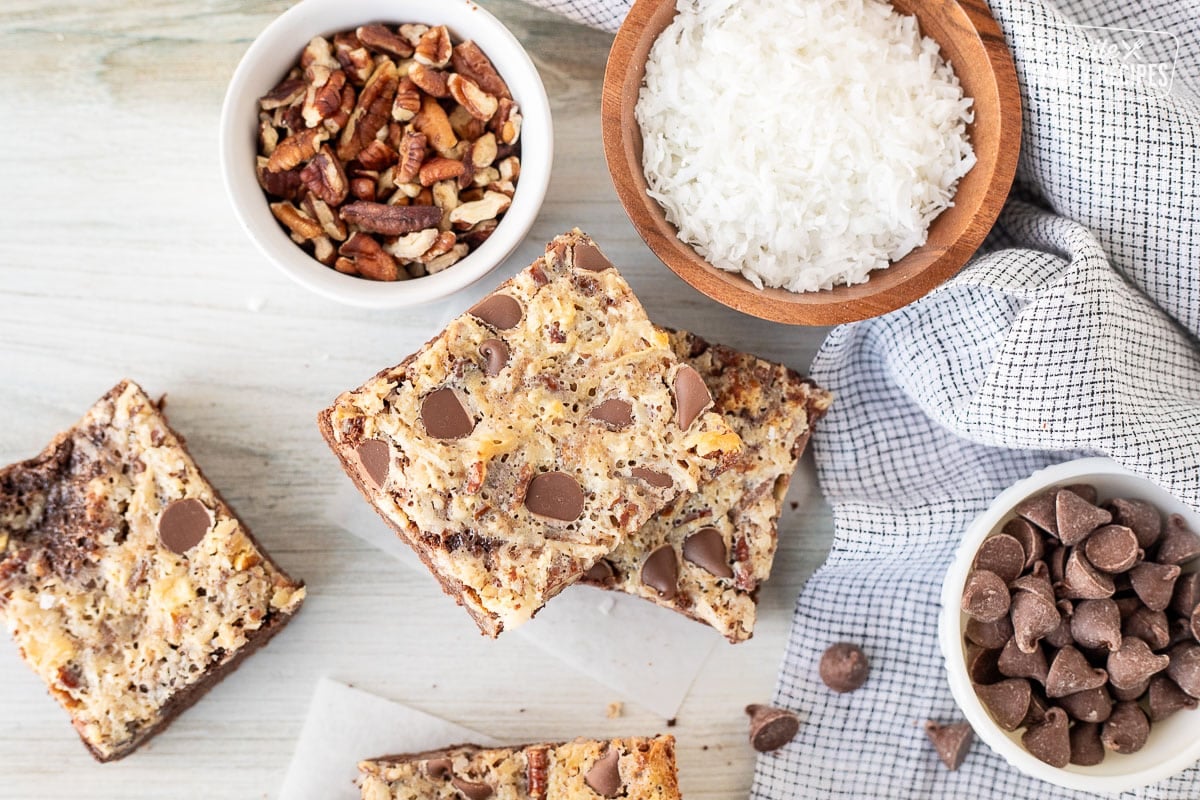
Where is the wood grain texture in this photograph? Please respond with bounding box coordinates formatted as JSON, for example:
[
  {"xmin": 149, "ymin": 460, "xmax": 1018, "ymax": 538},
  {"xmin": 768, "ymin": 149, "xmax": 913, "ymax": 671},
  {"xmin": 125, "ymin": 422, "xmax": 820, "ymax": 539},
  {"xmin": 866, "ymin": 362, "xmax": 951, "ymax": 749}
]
[
  {"xmin": 0, "ymin": 1, "xmax": 834, "ymax": 797},
  {"xmin": 602, "ymin": 0, "xmax": 1022, "ymax": 325}
]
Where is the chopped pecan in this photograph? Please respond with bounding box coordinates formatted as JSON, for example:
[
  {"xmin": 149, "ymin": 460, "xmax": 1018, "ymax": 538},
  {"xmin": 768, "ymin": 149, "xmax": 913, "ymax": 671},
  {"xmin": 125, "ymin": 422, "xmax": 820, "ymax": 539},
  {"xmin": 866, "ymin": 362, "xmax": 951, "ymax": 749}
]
[
  {"xmin": 259, "ymin": 76, "xmax": 306, "ymax": 110},
  {"xmin": 432, "ymin": 180, "xmax": 460, "ymax": 228},
  {"xmin": 333, "ymin": 256, "xmax": 357, "ymax": 275},
  {"xmin": 299, "ymin": 144, "xmax": 349, "ymax": 206},
  {"xmin": 461, "ymin": 219, "xmax": 498, "ymax": 249},
  {"xmin": 413, "ymin": 186, "xmax": 434, "ymax": 207},
  {"xmin": 526, "ymin": 747, "xmax": 549, "ymax": 800},
  {"xmin": 497, "ymin": 154, "xmax": 520, "ymax": 182},
  {"xmin": 256, "ymin": 156, "xmax": 303, "ymax": 200},
  {"xmin": 356, "ymin": 23, "xmax": 414, "ymax": 58},
  {"xmin": 301, "ymin": 36, "xmax": 339, "ymax": 71},
  {"xmin": 340, "ymin": 232, "xmax": 400, "ymax": 281},
  {"xmin": 457, "ymin": 142, "xmax": 477, "ymax": 190},
  {"xmin": 418, "ymin": 157, "xmax": 465, "ymax": 187},
  {"xmin": 451, "ymin": 41, "xmax": 512, "ymax": 100},
  {"xmin": 472, "ymin": 133, "xmax": 498, "ymax": 169},
  {"xmin": 414, "ymin": 94, "xmax": 457, "ymax": 155},
  {"xmin": 270, "ymin": 201, "xmax": 323, "ymax": 240},
  {"xmin": 303, "ymin": 68, "xmax": 347, "ymax": 128},
  {"xmin": 301, "ymin": 193, "xmax": 348, "ymax": 240},
  {"xmin": 398, "ymin": 23, "xmax": 429, "ymax": 48},
  {"xmin": 395, "ymin": 130, "xmax": 427, "ymax": 183},
  {"xmin": 340, "ymin": 201, "xmax": 442, "ymax": 235},
  {"xmin": 312, "ymin": 235, "xmax": 336, "ymax": 265},
  {"xmin": 488, "ymin": 180, "xmax": 516, "ymax": 197},
  {"xmin": 458, "ymin": 187, "xmax": 485, "ymax": 203},
  {"xmin": 258, "ymin": 115, "xmax": 279, "ymax": 156},
  {"xmin": 449, "ymin": 190, "xmax": 510, "ymax": 228},
  {"xmin": 448, "ymin": 74, "xmax": 498, "ymax": 121},
  {"xmin": 409, "ymin": 63, "xmax": 450, "ymax": 98},
  {"xmin": 392, "ymin": 76, "xmax": 421, "ymax": 121},
  {"xmin": 349, "ymin": 171, "xmax": 378, "ymax": 201},
  {"xmin": 333, "ymin": 32, "xmax": 374, "ymax": 86},
  {"xmin": 267, "ymin": 127, "xmax": 328, "ymax": 173},
  {"xmin": 337, "ymin": 59, "xmax": 399, "ymax": 162},
  {"xmin": 471, "ymin": 166, "xmax": 500, "ymax": 188},
  {"xmin": 414, "ymin": 25, "xmax": 452, "ymax": 68},
  {"xmin": 355, "ymin": 139, "xmax": 398, "ymax": 171},
  {"xmin": 418, "ymin": 230, "xmax": 458, "ymax": 263},
  {"xmin": 427, "ymin": 243, "xmax": 468, "ymax": 273},
  {"xmin": 324, "ymin": 82, "xmax": 355, "ymax": 134},
  {"xmin": 383, "ymin": 228, "xmax": 439, "ymax": 261},
  {"xmin": 449, "ymin": 104, "xmax": 487, "ymax": 141},
  {"xmin": 490, "ymin": 98, "xmax": 522, "ymax": 145}
]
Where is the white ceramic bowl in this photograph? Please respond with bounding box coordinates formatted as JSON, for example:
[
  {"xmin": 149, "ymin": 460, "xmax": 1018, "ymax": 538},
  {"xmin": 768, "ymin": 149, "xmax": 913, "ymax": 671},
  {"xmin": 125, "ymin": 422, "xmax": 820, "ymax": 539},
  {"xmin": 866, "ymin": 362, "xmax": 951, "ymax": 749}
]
[
  {"xmin": 940, "ymin": 457, "xmax": 1200, "ymax": 793},
  {"xmin": 219, "ymin": 0, "xmax": 552, "ymax": 308}
]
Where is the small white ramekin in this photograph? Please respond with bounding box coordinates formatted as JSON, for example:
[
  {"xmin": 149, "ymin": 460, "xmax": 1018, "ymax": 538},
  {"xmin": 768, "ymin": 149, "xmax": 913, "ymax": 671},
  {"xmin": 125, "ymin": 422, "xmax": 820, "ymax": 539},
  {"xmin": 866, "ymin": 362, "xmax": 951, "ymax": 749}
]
[
  {"xmin": 940, "ymin": 457, "xmax": 1200, "ymax": 793},
  {"xmin": 219, "ymin": 0, "xmax": 552, "ymax": 308}
]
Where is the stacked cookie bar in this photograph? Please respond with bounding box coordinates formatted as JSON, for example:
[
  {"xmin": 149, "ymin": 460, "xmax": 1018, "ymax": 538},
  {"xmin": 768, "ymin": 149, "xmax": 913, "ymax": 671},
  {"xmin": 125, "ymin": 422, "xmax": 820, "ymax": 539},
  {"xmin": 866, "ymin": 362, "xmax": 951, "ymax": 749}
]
[{"xmin": 322, "ymin": 229, "xmax": 830, "ymax": 640}]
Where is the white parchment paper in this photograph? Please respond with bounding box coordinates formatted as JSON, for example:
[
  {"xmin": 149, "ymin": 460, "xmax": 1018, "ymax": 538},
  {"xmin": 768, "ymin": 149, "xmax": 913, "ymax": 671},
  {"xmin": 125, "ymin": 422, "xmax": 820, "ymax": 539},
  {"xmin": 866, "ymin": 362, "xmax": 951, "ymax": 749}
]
[
  {"xmin": 327, "ymin": 481, "xmax": 719, "ymax": 718},
  {"xmin": 279, "ymin": 677, "xmax": 499, "ymax": 800}
]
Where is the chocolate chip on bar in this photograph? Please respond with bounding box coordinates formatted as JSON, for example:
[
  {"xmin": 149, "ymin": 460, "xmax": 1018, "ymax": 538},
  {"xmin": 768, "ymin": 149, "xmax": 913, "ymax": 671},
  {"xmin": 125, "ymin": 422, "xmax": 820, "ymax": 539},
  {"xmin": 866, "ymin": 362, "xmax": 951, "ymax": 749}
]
[
  {"xmin": 157, "ymin": 497, "xmax": 213, "ymax": 555},
  {"xmin": 923, "ymin": 720, "xmax": 974, "ymax": 771},
  {"xmin": 819, "ymin": 642, "xmax": 870, "ymax": 693},
  {"xmin": 746, "ymin": 704, "xmax": 800, "ymax": 752},
  {"xmin": 584, "ymin": 748, "xmax": 621, "ymax": 796}
]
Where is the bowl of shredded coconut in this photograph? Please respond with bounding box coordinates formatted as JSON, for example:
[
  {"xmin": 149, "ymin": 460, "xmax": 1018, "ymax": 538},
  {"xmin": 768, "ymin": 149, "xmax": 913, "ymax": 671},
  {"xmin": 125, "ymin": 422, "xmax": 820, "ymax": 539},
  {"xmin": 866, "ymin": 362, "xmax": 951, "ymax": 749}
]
[{"xmin": 602, "ymin": 0, "xmax": 1022, "ymax": 324}]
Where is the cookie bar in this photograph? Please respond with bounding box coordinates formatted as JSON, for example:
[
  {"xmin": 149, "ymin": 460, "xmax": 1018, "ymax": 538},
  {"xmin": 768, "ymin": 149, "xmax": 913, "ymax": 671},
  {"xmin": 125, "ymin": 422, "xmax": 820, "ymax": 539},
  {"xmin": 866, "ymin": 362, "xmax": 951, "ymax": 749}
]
[
  {"xmin": 0, "ymin": 381, "xmax": 305, "ymax": 761},
  {"xmin": 583, "ymin": 331, "xmax": 832, "ymax": 642},
  {"xmin": 320, "ymin": 230, "xmax": 742, "ymax": 636},
  {"xmin": 358, "ymin": 735, "xmax": 681, "ymax": 800}
]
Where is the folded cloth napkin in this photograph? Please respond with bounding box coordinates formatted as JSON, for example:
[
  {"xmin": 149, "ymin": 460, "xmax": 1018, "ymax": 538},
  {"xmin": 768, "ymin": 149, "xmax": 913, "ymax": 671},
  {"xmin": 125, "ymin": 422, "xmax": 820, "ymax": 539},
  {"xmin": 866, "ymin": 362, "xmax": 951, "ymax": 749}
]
[{"xmin": 521, "ymin": 0, "xmax": 1200, "ymax": 795}]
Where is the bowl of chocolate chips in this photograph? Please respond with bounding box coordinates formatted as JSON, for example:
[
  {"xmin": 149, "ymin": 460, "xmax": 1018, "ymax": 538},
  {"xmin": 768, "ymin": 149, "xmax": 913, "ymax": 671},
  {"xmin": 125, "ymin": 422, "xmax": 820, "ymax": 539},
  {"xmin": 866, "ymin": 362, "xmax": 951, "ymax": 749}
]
[{"xmin": 940, "ymin": 458, "xmax": 1200, "ymax": 792}]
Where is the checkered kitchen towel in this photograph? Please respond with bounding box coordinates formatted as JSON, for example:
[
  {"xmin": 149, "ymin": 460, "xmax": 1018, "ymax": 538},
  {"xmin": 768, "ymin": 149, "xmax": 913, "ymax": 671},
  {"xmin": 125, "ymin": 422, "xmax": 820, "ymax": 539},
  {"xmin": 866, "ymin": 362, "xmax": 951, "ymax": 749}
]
[{"xmin": 525, "ymin": 0, "xmax": 1200, "ymax": 795}]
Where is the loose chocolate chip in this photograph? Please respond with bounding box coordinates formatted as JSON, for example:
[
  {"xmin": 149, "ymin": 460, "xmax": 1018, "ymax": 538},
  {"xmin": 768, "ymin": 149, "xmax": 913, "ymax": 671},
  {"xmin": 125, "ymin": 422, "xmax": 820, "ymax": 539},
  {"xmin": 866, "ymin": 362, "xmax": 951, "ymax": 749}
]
[
  {"xmin": 1056, "ymin": 489, "xmax": 1112, "ymax": 546},
  {"xmin": 1109, "ymin": 498, "xmax": 1162, "ymax": 549},
  {"xmin": 1071, "ymin": 599, "xmax": 1122, "ymax": 652},
  {"xmin": 355, "ymin": 438, "xmax": 390, "ymax": 487},
  {"xmin": 966, "ymin": 616, "xmax": 1013, "ymax": 650},
  {"xmin": 1003, "ymin": 517, "xmax": 1045, "ymax": 569},
  {"xmin": 451, "ymin": 778, "xmax": 494, "ymax": 800},
  {"xmin": 999, "ymin": 638, "xmax": 1049, "ymax": 683},
  {"xmin": 1058, "ymin": 684, "xmax": 1113, "ymax": 724},
  {"xmin": 573, "ymin": 241, "xmax": 614, "ymax": 272},
  {"xmin": 961, "ymin": 570, "xmax": 1011, "ymax": 624},
  {"xmin": 1167, "ymin": 642, "xmax": 1200, "ymax": 698},
  {"xmin": 974, "ymin": 534, "xmax": 1026, "ymax": 583},
  {"xmin": 1066, "ymin": 484, "xmax": 1099, "ymax": 505},
  {"xmin": 524, "ymin": 471, "xmax": 585, "ymax": 522},
  {"xmin": 1044, "ymin": 600, "xmax": 1075, "ymax": 649},
  {"xmin": 1061, "ymin": 548, "xmax": 1115, "ymax": 600},
  {"xmin": 1157, "ymin": 514, "xmax": 1200, "ymax": 565},
  {"xmin": 1084, "ymin": 525, "xmax": 1141, "ymax": 573},
  {"xmin": 1015, "ymin": 490, "xmax": 1059, "ymax": 536},
  {"xmin": 673, "ymin": 365, "xmax": 711, "ymax": 430},
  {"xmin": 1022, "ymin": 707, "xmax": 1071, "ymax": 767},
  {"xmin": 1047, "ymin": 546, "xmax": 1067, "ymax": 585},
  {"xmin": 1010, "ymin": 564, "xmax": 1055, "ymax": 605},
  {"xmin": 421, "ymin": 388, "xmax": 475, "ymax": 439},
  {"xmin": 746, "ymin": 704, "xmax": 800, "ymax": 752},
  {"xmin": 1125, "ymin": 606, "xmax": 1170, "ymax": 650},
  {"xmin": 1101, "ymin": 702, "xmax": 1150, "ymax": 754},
  {"xmin": 1011, "ymin": 589, "xmax": 1060, "ymax": 653},
  {"xmin": 1171, "ymin": 573, "xmax": 1200, "ymax": 617},
  {"xmin": 641, "ymin": 544, "xmax": 678, "ymax": 599},
  {"xmin": 1129, "ymin": 561, "xmax": 1181, "ymax": 612},
  {"xmin": 975, "ymin": 678, "xmax": 1030, "ymax": 731},
  {"xmin": 158, "ymin": 498, "xmax": 212, "ymax": 555},
  {"xmin": 424, "ymin": 757, "xmax": 453, "ymax": 780},
  {"xmin": 630, "ymin": 467, "xmax": 673, "ymax": 489},
  {"xmin": 1046, "ymin": 645, "xmax": 1108, "ymax": 698},
  {"xmin": 588, "ymin": 398, "xmax": 633, "ymax": 430},
  {"xmin": 1112, "ymin": 678, "xmax": 1151, "ymax": 702},
  {"xmin": 479, "ymin": 338, "xmax": 509, "ymax": 377},
  {"xmin": 682, "ymin": 527, "xmax": 733, "ymax": 578},
  {"xmin": 1022, "ymin": 688, "xmax": 1051, "ymax": 727},
  {"xmin": 1149, "ymin": 674, "xmax": 1198, "ymax": 721},
  {"xmin": 966, "ymin": 644, "xmax": 1003, "ymax": 684},
  {"xmin": 819, "ymin": 642, "xmax": 870, "ymax": 693},
  {"xmin": 469, "ymin": 293, "xmax": 523, "ymax": 329},
  {"xmin": 1171, "ymin": 617, "xmax": 1194, "ymax": 647},
  {"xmin": 583, "ymin": 747, "xmax": 622, "ymax": 795},
  {"xmin": 584, "ymin": 559, "xmax": 615, "ymax": 583},
  {"xmin": 1069, "ymin": 722, "xmax": 1106, "ymax": 766},
  {"xmin": 923, "ymin": 720, "xmax": 974, "ymax": 771}
]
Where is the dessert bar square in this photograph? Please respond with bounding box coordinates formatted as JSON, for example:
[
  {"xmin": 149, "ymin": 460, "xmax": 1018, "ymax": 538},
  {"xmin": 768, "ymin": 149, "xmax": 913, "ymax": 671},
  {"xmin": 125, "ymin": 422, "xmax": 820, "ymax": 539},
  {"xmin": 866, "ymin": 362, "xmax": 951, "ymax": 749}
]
[
  {"xmin": 320, "ymin": 230, "xmax": 742, "ymax": 636},
  {"xmin": 357, "ymin": 735, "xmax": 681, "ymax": 799},
  {"xmin": 0, "ymin": 380, "xmax": 306, "ymax": 761},
  {"xmin": 584, "ymin": 330, "xmax": 832, "ymax": 642}
]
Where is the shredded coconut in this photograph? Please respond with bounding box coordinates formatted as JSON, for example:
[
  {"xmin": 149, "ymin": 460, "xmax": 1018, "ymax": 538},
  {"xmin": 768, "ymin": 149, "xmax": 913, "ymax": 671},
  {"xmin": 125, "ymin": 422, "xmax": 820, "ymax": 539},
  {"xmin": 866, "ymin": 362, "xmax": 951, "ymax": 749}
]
[{"xmin": 636, "ymin": 0, "xmax": 977, "ymax": 292}]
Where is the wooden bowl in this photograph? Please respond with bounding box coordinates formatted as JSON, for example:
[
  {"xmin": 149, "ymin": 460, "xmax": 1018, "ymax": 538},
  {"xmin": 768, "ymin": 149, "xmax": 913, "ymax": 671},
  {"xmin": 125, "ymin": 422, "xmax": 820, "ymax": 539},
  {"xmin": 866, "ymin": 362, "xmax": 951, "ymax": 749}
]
[{"xmin": 602, "ymin": 0, "xmax": 1022, "ymax": 325}]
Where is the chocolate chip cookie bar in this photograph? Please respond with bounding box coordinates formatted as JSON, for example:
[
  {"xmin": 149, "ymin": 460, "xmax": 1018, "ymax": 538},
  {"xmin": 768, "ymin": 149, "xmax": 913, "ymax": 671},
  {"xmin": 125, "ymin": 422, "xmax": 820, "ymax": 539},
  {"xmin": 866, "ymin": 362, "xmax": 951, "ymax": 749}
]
[
  {"xmin": 320, "ymin": 230, "xmax": 742, "ymax": 636},
  {"xmin": 584, "ymin": 331, "xmax": 832, "ymax": 642},
  {"xmin": 358, "ymin": 735, "xmax": 680, "ymax": 799},
  {"xmin": 0, "ymin": 381, "xmax": 305, "ymax": 761}
]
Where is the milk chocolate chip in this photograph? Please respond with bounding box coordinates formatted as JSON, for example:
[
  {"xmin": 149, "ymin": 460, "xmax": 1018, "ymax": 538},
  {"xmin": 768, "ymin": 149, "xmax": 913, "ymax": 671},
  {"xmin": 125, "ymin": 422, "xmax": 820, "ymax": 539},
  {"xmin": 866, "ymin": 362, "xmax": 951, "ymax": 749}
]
[
  {"xmin": 479, "ymin": 339, "xmax": 509, "ymax": 377},
  {"xmin": 421, "ymin": 388, "xmax": 475, "ymax": 439},
  {"xmin": 158, "ymin": 498, "xmax": 212, "ymax": 555},
  {"xmin": 819, "ymin": 642, "xmax": 870, "ymax": 693},
  {"xmin": 1004, "ymin": 517, "xmax": 1044, "ymax": 569},
  {"xmin": 641, "ymin": 544, "xmax": 678, "ymax": 599},
  {"xmin": 424, "ymin": 757, "xmax": 453, "ymax": 779},
  {"xmin": 966, "ymin": 644, "xmax": 1003, "ymax": 685},
  {"xmin": 630, "ymin": 467, "xmax": 672, "ymax": 489},
  {"xmin": 974, "ymin": 534, "xmax": 1026, "ymax": 583},
  {"xmin": 584, "ymin": 747, "xmax": 622, "ymax": 796},
  {"xmin": 1022, "ymin": 707, "xmax": 1070, "ymax": 767},
  {"xmin": 1129, "ymin": 561, "xmax": 1181, "ymax": 612},
  {"xmin": 469, "ymin": 293, "xmax": 522, "ymax": 329},
  {"xmin": 998, "ymin": 638, "xmax": 1048, "ymax": 683},
  {"xmin": 1108, "ymin": 636, "xmax": 1169, "ymax": 690},
  {"xmin": 1148, "ymin": 674, "xmax": 1198, "ymax": 721},
  {"xmin": 1167, "ymin": 642, "xmax": 1200, "ymax": 697},
  {"xmin": 1056, "ymin": 489, "xmax": 1112, "ymax": 546},
  {"xmin": 1070, "ymin": 599, "xmax": 1122, "ymax": 651},
  {"xmin": 572, "ymin": 241, "xmax": 614, "ymax": 272},
  {"xmin": 524, "ymin": 471, "xmax": 585, "ymax": 521},
  {"xmin": 1045, "ymin": 646, "xmax": 1107, "ymax": 698},
  {"xmin": 961, "ymin": 570, "xmax": 1011, "ymax": 623},
  {"xmin": 683, "ymin": 527, "xmax": 733, "ymax": 579},
  {"xmin": 1157, "ymin": 514, "xmax": 1200, "ymax": 565},
  {"xmin": 1061, "ymin": 548, "xmax": 1115, "ymax": 600},
  {"xmin": 1084, "ymin": 525, "xmax": 1140, "ymax": 573},
  {"xmin": 1058, "ymin": 685, "xmax": 1112, "ymax": 724},
  {"xmin": 1066, "ymin": 484, "xmax": 1099, "ymax": 505},
  {"xmin": 1171, "ymin": 573, "xmax": 1200, "ymax": 617},
  {"xmin": 1010, "ymin": 589, "xmax": 1059, "ymax": 653},
  {"xmin": 1015, "ymin": 490, "xmax": 1059, "ymax": 536},
  {"xmin": 1124, "ymin": 606, "xmax": 1170, "ymax": 650},
  {"xmin": 746, "ymin": 704, "xmax": 800, "ymax": 752},
  {"xmin": 1101, "ymin": 702, "xmax": 1150, "ymax": 754},
  {"xmin": 588, "ymin": 398, "xmax": 633, "ymax": 430},
  {"xmin": 1108, "ymin": 498, "xmax": 1162, "ymax": 548},
  {"xmin": 923, "ymin": 721, "xmax": 974, "ymax": 771},
  {"xmin": 451, "ymin": 778, "xmax": 494, "ymax": 800},
  {"xmin": 355, "ymin": 438, "xmax": 390, "ymax": 487},
  {"xmin": 584, "ymin": 559, "xmax": 615, "ymax": 583},
  {"xmin": 975, "ymin": 679, "xmax": 1030, "ymax": 731},
  {"xmin": 1069, "ymin": 722, "xmax": 1105, "ymax": 766},
  {"xmin": 673, "ymin": 366, "xmax": 711, "ymax": 430},
  {"xmin": 965, "ymin": 616, "xmax": 1013, "ymax": 650}
]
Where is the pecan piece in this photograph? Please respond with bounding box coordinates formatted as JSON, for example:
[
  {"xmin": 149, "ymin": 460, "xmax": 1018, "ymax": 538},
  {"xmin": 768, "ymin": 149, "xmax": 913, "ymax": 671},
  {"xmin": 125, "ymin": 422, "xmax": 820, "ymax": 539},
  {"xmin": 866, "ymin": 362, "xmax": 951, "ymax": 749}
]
[
  {"xmin": 267, "ymin": 127, "xmax": 329, "ymax": 173},
  {"xmin": 432, "ymin": 180, "xmax": 460, "ymax": 228},
  {"xmin": 340, "ymin": 201, "xmax": 442, "ymax": 235},
  {"xmin": 526, "ymin": 747, "xmax": 549, "ymax": 800},
  {"xmin": 418, "ymin": 230, "xmax": 458, "ymax": 263},
  {"xmin": 339, "ymin": 232, "xmax": 400, "ymax": 281},
  {"xmin": 334, "ymin": 256, "xmax": 357, "ymax": 275},
  {"xmin": 490, "ymin": 98, "xmax": 522, "ymax": 145},
  {"xmin": 348, "ymin": 170, "xmax": 378, "ymax": 201},
  {"xmin": 497, "ymin": 155, "xmax": 520, "ymax": 182},
  {"xmin": 409, "ymin": 63, "xmax": 451, "ymax": 98},
  {"xmin": 414, "ymin": 25, "xmax": 452, "ymax": 68},
  {"xmin": 299, "ymin": 144, "xmax": 349, "ymax": 206},
  {"xmin": 337, "ymin": 59, "xmax": 399, "ymax": 162},
  {"xmin": 312, "ymin": 235, "xmax": 336, "ymax": 265},
  {"xmin": 303, "ymin": 68, "xmax": 347, "ymax": 128},
  {"xmin": 418, "ymin": 157, "xmax": 465, "ymax": 187},
  {"xmin": 383, "ymin": 228, "xmax": 440, "ymax": 261},
  {"xmin": 395, "ymin": 130, "xmax": 427, "ymax": 183},
  {"xmin": 449, "ymin": 104, "xmax": 487, "ymax": 141},
  {"xmin": 414, "ymin": 94, "xmax": 457, "ymax": 156},
  {"xmin": 256, "ymin": 156, "xmax": 303, "ymax": 200},
  {"xmin": 426, "ymin": 243, "xmax": 468, "ymax": 273},
  {"xmin": 270, "ymin": 201, "xmax": 323, "ymax": 240},
  {"xmin": 301, "ymin": 193, "xmax": 348, "ymax": 240},
  {"xmin": 333, "ymin": 32, "xmax": 374, "ymax": 86},
  {"xmin": 324, "ymin": 82, "xmax": 355, "ymax": 135},
  {"xmin": 448, "ymin": 74, "xmax": 498, "ymax": 121},
  {"xmin": 471, "ymin": 133, "xmax": 498, "ymax": 169},
  {"xmin": 392, "ymin": 76, "xmax": 421, "ymax": 122},
  {"xmin": 451, "ymin": 41, "xmax": 512, "ymax": 100},
  {"xmin": 301, "ymin": 36, "xmax": 339, "ymax": 71},
  {"xmin": 448, "ymin": 190, "xmax": 510, "ymax": 229},
  {"xmin": 355, "ymin": 139, "xmax": 398, "ymax": 171},
  {"xmin": 356, "ymin": 23, "xmax": 414, "ymax": 58},
  {"xmin": 398, "ymin": 24, "xmax": 428, "ymax": 48},
  {"xmin": 258, "ymin": 115, "xmax": 279, "ymax": 156},
  {"xmin": 461, "ymin": 219, "xmax": 498, "ymax": 249},
  {"xmin": 259, "ymin": 76, "xmax": 306, "ymax": 110}
]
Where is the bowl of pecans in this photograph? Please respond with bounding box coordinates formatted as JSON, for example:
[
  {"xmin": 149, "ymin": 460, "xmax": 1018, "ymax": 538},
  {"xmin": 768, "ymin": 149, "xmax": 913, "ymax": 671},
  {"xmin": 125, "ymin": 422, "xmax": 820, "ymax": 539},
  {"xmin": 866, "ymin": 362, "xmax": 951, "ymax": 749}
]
[{"xmin": 219, "ymin": 0, "xmax": 552, "ymax": 308}]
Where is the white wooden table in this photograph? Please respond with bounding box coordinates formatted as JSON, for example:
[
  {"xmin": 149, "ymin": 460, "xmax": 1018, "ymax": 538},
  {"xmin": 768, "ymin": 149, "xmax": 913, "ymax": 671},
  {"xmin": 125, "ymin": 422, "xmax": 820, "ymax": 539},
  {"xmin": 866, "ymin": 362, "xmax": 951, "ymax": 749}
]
[{"xmin": 0, "ymin": 1, "xmax": 834, "ymax": 796}]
